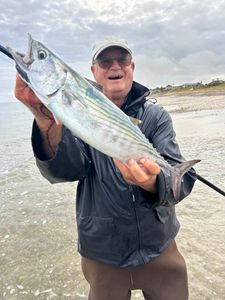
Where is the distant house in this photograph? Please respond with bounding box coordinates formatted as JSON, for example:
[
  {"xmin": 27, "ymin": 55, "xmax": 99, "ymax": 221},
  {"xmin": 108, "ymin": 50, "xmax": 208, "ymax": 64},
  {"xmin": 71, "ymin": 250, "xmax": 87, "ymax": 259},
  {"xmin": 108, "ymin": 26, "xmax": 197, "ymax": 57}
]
[
  {"xmin": 181, "ymin": 82, "xmax": 203, "ymax": 88},
  {"xmin": 165, "ymin": 85, "xmax": 173, "ymax": 90},
  {"xmin": 206, "ymin": 79, "xmax": 224, "ymax": 87}
]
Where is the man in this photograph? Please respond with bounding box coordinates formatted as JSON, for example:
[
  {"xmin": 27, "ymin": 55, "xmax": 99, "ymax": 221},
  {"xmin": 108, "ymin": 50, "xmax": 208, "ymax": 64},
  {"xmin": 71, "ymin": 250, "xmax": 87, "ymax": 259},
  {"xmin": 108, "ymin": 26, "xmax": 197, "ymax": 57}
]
[{"xmin": 15, "ymin": 37, "xmax": 197, "ymax": 300}]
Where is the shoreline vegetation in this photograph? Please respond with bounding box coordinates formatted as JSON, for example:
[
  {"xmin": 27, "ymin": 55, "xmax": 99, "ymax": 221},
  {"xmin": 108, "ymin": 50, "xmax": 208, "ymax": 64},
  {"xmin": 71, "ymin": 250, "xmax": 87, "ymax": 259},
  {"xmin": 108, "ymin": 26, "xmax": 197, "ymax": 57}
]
[
  {"xmin": 151, "ymin": 78, "xmax": 225, "ymax": 96},
  {"xmin": 149, "ymin": 80, "xmax": 225, "ymax": 114}
]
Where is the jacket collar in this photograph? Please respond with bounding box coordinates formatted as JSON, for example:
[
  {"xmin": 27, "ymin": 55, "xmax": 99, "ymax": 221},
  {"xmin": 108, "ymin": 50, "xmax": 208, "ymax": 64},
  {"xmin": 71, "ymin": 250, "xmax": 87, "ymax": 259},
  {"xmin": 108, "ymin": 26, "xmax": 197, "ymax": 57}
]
[{"xmin": 120, "ymin": 81, "xmax": 150, "ymax": 116}]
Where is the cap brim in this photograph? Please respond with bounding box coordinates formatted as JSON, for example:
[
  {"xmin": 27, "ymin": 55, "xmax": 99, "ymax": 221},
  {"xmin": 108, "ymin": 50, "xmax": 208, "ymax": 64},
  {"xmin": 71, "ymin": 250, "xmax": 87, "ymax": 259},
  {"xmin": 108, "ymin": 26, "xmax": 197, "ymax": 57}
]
[{"xmin": 92, "ymin": 43, "xmax": 132, "ymax": 62}]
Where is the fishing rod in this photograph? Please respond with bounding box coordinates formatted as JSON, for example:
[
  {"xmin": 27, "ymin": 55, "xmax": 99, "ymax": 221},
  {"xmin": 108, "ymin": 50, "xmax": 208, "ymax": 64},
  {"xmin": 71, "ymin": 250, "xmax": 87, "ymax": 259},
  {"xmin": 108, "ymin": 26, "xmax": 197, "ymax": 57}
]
[
  {"xmin": 0, "ymin": 44, "xmax": 29, "ymax": 82},
  {"xmin": 0, "ymin": 44, "xmax": 224, "ymax": 197},
  {"xmin": 196, "ymin": 174, "xmax": 225, "ymax": 197},
  {"xmin": 0, "ymin": 44, "xmax": 13, "ymax": 59}
]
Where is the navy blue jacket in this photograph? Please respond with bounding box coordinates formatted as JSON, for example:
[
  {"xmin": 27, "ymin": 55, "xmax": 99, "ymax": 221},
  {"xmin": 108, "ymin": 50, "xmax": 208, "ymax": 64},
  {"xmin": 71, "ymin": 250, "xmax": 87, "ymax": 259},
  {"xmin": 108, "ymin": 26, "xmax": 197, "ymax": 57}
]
[{"xmin": 32, "ymin": 81, "xmax": 197, "ymax": 267}]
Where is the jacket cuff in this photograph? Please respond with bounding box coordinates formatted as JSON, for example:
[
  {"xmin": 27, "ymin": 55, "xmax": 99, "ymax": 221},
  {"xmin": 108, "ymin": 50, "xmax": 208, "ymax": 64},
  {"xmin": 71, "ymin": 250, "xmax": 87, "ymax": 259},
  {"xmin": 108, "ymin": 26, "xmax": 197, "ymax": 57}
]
[
  {"xmin": 155, "ymin": 167, "xmax": 176, "ymax": 206},
  {"xmin": 139, "ymin": 168, "xmax": 173, "ymax": 208}
]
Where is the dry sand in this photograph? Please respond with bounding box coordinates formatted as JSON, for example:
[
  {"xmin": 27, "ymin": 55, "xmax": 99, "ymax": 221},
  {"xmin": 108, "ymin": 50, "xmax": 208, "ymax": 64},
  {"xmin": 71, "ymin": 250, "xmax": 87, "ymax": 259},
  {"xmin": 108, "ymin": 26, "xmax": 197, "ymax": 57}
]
[{"xmin": 0, "ymin": 91, "xmax": 225, "ymax": 299}]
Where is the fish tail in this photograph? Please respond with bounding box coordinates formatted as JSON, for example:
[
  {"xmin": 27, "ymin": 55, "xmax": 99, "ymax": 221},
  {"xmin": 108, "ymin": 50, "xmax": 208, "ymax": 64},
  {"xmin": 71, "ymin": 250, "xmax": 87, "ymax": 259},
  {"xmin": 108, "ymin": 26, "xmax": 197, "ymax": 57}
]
[{"xmin": 171, "ymin": 159, "xmax": 201, "ymax": 202}]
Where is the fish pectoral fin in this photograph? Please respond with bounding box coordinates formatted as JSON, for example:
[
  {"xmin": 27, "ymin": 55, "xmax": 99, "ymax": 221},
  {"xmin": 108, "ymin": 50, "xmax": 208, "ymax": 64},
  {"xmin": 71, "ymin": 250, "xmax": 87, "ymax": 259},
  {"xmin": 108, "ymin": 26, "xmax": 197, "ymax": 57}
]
[
  {"xmin": 129, "ymin": 116, "xmax": 142, "ymax": 125},
  {"xmin": 62, "ymin": 87, "xmax": 88, "ymax": 109}
]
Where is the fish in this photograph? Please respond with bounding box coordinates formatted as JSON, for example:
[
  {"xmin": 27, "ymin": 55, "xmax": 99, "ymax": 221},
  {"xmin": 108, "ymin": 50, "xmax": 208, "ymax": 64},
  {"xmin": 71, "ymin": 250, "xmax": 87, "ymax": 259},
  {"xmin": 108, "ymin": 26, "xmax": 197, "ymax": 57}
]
[{"xmin": 7, "ymin": 34, "xmax": 200, "ymax": 200}]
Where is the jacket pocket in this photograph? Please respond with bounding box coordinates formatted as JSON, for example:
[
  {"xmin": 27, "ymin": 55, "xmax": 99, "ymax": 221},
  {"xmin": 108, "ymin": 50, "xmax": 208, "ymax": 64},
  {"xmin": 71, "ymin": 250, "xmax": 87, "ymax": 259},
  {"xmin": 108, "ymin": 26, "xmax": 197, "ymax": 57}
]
[
  {"xmin": 77, "ymin": 216, "xmax": 127, "ymax": 260},
  {"xmin": 155, "ymin": 206, "xmax": 173, "ymax": 224},
  {"xmin": 78, "ymin": 216, "xmax": 115, "ymax": 237}
]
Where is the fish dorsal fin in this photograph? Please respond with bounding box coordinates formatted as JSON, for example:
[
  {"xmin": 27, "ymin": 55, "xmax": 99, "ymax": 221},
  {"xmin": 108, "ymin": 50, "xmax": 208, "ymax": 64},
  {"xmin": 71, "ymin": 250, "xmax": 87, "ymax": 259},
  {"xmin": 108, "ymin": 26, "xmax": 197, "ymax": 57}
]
[
  {"xmin": 129, "ymin": 116, "xmax": 142, "ymax": 125},
  {"xmin": 62, "ymin": 86, "xmax": 88, "ymax": 108}
]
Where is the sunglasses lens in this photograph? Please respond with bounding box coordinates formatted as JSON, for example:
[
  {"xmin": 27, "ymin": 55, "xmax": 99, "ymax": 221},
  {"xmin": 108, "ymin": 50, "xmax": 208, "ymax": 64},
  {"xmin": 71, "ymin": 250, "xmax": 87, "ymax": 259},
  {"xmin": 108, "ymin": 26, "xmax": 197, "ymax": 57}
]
[
  {"xmin": 96, "ymin": 56, "xmax": 132, "ymax": 69},
  {"xmin": 118, "ymin": 57, "xmax": 131, "ymax": 67},
  {"xmin": 99, "ymin": 58, "xmax": 112, "ymax": 69}
]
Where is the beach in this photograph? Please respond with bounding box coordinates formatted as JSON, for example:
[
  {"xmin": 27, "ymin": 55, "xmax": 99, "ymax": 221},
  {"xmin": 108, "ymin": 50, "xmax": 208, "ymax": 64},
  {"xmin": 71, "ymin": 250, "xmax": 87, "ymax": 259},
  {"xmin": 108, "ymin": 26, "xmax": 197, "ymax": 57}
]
[{"xmin": 0, "ymin": 92, "xmax": 225, "ymax": 300}]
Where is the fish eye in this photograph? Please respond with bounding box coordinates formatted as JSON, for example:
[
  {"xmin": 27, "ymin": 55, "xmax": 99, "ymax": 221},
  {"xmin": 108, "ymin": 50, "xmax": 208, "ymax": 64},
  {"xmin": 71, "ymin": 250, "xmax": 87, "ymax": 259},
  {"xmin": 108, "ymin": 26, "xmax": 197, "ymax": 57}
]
[{"xmin": 37, "ymin": 50, "xmax": 47, "ymax": 60}]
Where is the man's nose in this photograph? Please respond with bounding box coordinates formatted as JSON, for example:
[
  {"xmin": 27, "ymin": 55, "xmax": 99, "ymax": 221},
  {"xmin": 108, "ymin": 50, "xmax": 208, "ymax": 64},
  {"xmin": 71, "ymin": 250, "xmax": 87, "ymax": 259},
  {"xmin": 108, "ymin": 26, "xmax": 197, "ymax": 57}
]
[{"xmin": 110, "ymin": 59, "xmax": 121, "ymax": 69}]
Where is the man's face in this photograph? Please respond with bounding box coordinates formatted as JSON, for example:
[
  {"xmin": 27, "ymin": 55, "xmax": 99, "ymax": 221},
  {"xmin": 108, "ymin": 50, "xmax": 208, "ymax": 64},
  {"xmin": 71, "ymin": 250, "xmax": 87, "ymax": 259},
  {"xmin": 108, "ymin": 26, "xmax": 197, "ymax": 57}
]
[{"xmin": 91, "ymin": 47, "xmax": 135, "ymax": 106}]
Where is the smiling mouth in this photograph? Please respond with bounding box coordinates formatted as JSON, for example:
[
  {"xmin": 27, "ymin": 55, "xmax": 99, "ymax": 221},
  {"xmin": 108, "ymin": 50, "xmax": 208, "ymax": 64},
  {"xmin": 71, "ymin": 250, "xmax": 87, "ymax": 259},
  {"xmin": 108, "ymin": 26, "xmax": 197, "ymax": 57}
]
[{"xmin": 108, "ymin": 75, "xmax": 123, "ymax": 80}]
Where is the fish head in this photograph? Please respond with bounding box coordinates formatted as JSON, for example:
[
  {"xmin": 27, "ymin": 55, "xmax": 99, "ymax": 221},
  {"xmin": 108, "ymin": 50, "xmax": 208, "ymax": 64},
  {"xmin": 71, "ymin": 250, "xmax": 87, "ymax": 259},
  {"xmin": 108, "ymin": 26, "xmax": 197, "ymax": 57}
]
[{"xmin": 7, "ymin": 34, "xmax": 67, "ymax": 98}]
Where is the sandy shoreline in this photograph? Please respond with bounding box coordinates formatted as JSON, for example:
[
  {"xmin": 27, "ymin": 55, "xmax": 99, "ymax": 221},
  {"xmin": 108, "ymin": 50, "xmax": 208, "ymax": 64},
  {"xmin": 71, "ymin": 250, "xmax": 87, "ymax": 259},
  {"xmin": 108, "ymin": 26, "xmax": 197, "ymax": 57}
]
[
  {"xmin": 157, "ymin": 92, "xmax": 225, "ymax": 300},
  {"xmin": 154, "ymin": 90, "xmax": 225, "ymax": 113},
  {"xmin": 0, "ymin": 91, "xmax": 225, "ymax": 299}
]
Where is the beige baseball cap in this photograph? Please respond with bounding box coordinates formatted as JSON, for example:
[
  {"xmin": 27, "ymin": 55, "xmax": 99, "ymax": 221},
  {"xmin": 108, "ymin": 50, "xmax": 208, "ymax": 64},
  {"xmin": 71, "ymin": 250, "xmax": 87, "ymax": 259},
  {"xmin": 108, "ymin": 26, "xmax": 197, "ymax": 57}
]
[{"xmin": 92, "ymin": 37, "xmax": 133, "ymax": 63}]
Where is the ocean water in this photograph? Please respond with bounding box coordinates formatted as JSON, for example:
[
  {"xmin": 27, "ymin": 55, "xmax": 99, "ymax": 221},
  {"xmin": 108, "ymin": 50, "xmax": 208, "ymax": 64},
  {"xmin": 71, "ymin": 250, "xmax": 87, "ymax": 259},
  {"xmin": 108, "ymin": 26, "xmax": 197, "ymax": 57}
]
[
  {"xmin": 0, "ymin": 101, "xmax": 89, "ymax": 299},
  {"xmin": 0, "ymin": 102, "xmax": 33, "ymax": 175}
]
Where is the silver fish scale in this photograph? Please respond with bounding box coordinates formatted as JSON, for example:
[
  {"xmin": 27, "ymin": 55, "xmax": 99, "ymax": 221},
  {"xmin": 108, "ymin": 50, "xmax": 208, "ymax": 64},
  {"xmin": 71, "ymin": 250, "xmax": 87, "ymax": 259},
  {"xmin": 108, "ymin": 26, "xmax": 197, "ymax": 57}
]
[
  {"xmin": 69, "ymin": 74, "xmax": 151, "ymax": 143},
  {"xmin": 60, "ymin": 71, "xmax": 167, "ymax": 164},
  {"xmin": 60, "ymin": 79, "xmax": 166, "ymax": 164}
]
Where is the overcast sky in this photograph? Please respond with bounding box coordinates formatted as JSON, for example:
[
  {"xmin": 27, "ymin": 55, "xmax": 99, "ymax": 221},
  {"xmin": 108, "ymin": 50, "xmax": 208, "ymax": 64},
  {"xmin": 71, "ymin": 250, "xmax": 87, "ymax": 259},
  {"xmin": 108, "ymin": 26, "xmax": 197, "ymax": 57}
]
[{"xmin": 0, "ymin": 0, "xmax": 225, "ymax": 101}]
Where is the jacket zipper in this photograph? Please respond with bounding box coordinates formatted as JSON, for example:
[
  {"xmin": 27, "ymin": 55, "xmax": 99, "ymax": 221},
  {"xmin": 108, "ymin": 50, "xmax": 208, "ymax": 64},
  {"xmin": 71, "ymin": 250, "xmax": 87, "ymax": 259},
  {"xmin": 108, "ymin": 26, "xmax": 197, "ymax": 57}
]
[{"xmin": 131, "ymin": 188, "xmax": 145, "ymax": 264}]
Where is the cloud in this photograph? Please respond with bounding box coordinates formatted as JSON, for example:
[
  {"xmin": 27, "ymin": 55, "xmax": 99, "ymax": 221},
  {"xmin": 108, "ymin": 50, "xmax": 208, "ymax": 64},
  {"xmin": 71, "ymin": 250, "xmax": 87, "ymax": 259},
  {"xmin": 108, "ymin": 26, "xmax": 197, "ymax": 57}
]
[{"xmin": 0, "ymin": 0, "xmax": 225, "ymax": 100}]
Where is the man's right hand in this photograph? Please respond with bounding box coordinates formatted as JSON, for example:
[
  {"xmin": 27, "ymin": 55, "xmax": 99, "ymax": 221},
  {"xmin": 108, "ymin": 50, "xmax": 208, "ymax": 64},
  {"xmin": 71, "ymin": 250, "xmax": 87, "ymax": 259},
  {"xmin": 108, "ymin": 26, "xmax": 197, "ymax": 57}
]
[
  {"xmin": 14, "ymin": 73, "xmax": 62, "ymax": 158},
  {"xmin": 14, "ymin": 73, "xmax": 54, "ymax": 128}
]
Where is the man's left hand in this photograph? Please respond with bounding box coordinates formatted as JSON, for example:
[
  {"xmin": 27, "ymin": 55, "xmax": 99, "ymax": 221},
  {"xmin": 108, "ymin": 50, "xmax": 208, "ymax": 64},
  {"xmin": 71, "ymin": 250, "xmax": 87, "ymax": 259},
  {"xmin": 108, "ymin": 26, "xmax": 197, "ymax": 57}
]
[{"xmin": 114, "ymin": 158, "xmax": 160, "ymax": 193}]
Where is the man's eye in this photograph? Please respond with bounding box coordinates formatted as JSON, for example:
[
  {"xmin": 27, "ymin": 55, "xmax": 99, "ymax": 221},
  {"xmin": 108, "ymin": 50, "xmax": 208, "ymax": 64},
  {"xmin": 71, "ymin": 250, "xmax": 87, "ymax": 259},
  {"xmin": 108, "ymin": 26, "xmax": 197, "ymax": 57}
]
[
  {"xmin": 118, "ymin": 57, "xmax": 130, "ymax": 66},
  {"xmin": 101, "ymin": 59, "xmax": 111, "ymax": 64},
  {"xmin": 119, "ymin": 58, "xmax": 127, "ymax": 63}
]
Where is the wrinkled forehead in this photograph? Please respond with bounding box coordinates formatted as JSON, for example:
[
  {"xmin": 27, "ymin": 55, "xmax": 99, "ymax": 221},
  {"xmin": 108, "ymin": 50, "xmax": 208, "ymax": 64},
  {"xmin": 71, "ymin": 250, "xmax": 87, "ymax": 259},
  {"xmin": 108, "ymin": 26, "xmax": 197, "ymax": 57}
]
[{"xmin": 97, "ymin": 46, "xmax": 131, "ymax": 59}]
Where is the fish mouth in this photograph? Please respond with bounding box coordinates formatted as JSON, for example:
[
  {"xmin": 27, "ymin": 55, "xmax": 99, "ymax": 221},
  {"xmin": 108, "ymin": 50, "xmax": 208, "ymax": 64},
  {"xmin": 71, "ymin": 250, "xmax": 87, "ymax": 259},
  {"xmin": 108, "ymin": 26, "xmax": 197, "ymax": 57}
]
[
  {"xmin": 6, "ymin": 33, "xmax": 34, "ymax": 83},
  {"xmin": 6, "ymin": 48, "xmax": 30, "ymax": 83}
]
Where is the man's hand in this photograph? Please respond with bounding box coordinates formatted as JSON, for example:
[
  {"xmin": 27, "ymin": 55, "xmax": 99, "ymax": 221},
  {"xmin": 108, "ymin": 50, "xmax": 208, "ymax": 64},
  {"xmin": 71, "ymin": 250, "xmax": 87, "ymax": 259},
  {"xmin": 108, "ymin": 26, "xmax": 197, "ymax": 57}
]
[
  {"xmin": 114, "ymin": 158, "xmax": 160, "ymax": 193},
  {"xmin": 14, "ymin": 73, "xmax": 62, "ymax": 158},
  {"xmin": 14, "ymin": 73, "xmax": 54, "ymax": 125}
]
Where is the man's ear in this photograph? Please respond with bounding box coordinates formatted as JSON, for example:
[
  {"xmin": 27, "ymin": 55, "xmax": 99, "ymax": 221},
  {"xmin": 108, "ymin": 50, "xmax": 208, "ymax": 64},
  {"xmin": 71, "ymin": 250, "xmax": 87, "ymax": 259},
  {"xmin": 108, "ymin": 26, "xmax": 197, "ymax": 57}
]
[
  {"xmin": 91, "ymin": 65, "xmax": 95, "ymax": 75},
  {"xmin": 91, "ymin": 65, "xmax": 97, "ymax": 80},
  {"xmin": 131, "ymin": 62, "xmax": 135, "ymax": 71}
]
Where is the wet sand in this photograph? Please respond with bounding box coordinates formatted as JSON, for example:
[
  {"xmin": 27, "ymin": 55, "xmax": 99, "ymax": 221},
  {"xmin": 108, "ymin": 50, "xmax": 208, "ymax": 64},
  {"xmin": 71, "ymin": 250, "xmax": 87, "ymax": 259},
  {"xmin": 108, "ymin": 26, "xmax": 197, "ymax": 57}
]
[
  {"xmin": 157, "ymin": 91, "xmax": 225, "ymax": 300},
  {"xmin": 0, "ymin": 91, "xmax": 225, "ymax": 299}
]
